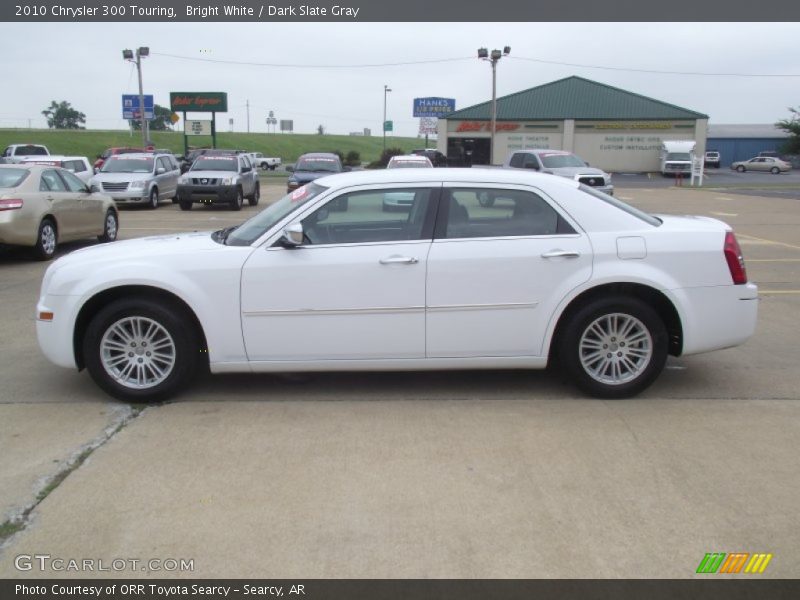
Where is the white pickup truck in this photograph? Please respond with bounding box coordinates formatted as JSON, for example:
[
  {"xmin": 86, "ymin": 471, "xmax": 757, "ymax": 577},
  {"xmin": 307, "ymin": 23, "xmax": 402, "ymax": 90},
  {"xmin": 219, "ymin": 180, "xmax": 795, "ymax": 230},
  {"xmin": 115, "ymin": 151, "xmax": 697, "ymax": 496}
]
[{"xmin": 247, "ymin": 152, "xmax": 282, "ymax": 171}]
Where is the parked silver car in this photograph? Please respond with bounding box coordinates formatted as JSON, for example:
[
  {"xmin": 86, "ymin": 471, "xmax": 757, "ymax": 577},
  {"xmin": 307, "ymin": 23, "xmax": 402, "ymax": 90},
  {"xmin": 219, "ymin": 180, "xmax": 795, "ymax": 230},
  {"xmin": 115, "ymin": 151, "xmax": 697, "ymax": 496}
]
[
  {"xmin": 503, "ymin": 149, "xmax": 614, "ymax": 196},
  {"xmin": 90, "ymin": 153, "xmax": 181, "ymax": 208},
  {"xmin": 730, "ymin": 156, "xmax": 792, "ymax": 174}
]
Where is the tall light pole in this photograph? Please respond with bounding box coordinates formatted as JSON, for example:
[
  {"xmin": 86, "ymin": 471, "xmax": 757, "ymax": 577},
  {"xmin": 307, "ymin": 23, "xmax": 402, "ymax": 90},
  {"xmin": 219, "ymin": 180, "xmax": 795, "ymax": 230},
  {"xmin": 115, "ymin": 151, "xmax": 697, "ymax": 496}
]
[
  {"xmin": 478, "ymin": 46, "xmax": 510, "ymax": 165},
  {"xmin": 383, "ymin": 84, "xmax": 392, "ymax": 152},
  {"xmin": 123, "ymin": 46, "xmax": 150, "ymax": 149}
]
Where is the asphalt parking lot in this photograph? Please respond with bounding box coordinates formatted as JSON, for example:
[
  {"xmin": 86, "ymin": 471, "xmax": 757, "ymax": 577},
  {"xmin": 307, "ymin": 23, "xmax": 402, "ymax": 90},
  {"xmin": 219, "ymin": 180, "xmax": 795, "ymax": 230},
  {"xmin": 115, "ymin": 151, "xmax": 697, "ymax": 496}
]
[{"xmin": 1, "ymin": 178, "xmax": 799, "ymax": 578}]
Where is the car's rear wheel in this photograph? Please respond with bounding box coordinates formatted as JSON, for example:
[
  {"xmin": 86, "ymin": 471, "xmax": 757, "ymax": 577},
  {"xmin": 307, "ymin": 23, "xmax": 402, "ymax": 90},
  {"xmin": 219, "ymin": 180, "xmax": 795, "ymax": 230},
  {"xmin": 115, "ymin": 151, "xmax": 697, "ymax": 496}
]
[
  {"xmin": 179, "ymin": 200, "xmax": 192, "ymax": 211},
  {"xmin": 248, "ymin": 183, "xmax": 260, "ymax": 206},
  {"xmin": 149, "ymin": 187, "xmax": 159, "ymax": 209},
  {"xmin": 771, "ymin": 167, "xmax": 780, "ymax": 174},
  {"xmin": 98, "ymin": 209, "xmax": 118, "ymax": 243},
  {"xmin": 559, "ymin": 296, "xmax": 668, "ymax": 398},
  {"xmin": 83, "ymin": 298, "xmax": 200, "ymax": 401},
  {"xmin": 33, "ymin": 218, "xmax": 57, "ymax": 261},
  {"xmin": 231, "ymin": 188, "xmax": 243, "ymax": 211},
  {"xmin": 736, "ymin": 165, "xmax": 746, "ymax": 172}
]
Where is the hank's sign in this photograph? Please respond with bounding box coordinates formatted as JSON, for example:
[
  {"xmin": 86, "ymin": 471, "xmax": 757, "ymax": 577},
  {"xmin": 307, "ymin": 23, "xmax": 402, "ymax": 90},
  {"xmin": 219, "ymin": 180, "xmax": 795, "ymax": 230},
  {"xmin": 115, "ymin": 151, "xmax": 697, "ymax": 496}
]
[{"xmin": 170, "ymin": 92, "xmax": 228, "ymax": 113}]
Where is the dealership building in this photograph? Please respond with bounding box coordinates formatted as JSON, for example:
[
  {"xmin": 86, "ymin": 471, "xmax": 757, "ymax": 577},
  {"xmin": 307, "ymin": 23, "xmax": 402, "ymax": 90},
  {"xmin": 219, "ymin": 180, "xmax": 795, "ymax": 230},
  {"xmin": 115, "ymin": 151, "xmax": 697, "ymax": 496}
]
[{"xmin": 438, "ymin": 76, "xmax": 709, "ymax": 171}]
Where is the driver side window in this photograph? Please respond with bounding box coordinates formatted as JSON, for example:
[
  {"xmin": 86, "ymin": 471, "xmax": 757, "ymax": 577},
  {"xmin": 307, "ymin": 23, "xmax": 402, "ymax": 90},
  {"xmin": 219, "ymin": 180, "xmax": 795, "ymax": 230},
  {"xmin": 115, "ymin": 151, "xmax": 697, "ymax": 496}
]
[{"xmin": 301, "ymin": 188, "xmax": 434, "ymax": 246}]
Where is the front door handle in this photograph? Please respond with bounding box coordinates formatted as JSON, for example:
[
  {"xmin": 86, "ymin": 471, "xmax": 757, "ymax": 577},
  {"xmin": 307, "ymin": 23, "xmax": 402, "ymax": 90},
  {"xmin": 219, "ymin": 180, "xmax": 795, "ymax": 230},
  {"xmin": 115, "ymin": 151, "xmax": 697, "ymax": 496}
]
[
  {"xmin": 379, "ymin": 256, "xmax": 418, "ymax": 265},
  {"xmin": 541, "ymin": 250, "xmax": 581, "ymax": 259}
]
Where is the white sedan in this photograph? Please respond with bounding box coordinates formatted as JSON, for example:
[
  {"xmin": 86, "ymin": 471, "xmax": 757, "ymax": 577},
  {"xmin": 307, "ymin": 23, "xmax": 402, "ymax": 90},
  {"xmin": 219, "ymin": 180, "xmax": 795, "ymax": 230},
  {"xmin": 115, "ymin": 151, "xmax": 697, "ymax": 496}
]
[{"xmin": 36, "ymin": 168, "xmax": 758, "ymax": 401}]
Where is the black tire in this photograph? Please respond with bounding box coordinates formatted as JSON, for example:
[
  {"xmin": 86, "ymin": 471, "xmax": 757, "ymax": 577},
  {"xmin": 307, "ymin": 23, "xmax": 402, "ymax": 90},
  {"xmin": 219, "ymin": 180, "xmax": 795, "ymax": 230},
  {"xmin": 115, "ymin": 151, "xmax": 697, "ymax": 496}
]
[
  {"xmin": 771, "ymin": 167, "xmax": 780, "ymax": 175},
  {"xmin": 231, "ymin": 188, "xmax": 243, "ymax": 211},
  {"xmin": 82, "ymin": 298, "xmax": 201, "ymax": 402},
  {"xmin": 736, "ymin": 165, "xmax": 746, "ymax": 173},
  {"xmin": 97, "ymin": 209, "xmax": 118, "ymax": 243},
  {"xmin": 179, "ymin": 200, "xmax": 193, "ymax": 211},
  {"xmin": 558, "ymin": 296, "xmax": 668, "ymax": 399},
  {"xmin": 149, "ymin": 187, "xmax": 159, "ymax": 209},
  {"xmin": 269, "ymin": 165, "xmax": 276, "ymax": 171},
  {"xmin": 248, "ymin": 183, "xmax": 260, "ymax": 206},
  {"xmin": 33, "ymin": 218, "xmax": 57, "ymax": 261}
]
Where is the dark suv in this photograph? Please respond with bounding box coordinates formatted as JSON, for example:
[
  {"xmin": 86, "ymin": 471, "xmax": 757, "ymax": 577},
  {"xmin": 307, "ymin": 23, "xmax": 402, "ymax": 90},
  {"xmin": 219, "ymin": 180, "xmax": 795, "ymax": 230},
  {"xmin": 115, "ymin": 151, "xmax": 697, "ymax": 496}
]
[{"xmin": 412, "ymin": 148, "xmax": 448, "ymax": 167}]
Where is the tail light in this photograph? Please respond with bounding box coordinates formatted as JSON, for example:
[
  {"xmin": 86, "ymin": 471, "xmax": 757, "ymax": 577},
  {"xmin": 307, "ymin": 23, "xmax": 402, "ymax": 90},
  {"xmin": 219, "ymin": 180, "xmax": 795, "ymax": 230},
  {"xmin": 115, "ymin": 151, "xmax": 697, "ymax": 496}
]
[
  {"xmin": 724, "ymin": 231, "xmax": 748, "ymax": 284},
  {"xmin": 0, "ymin": 198, "xmax": 23, "ymax": 211}
]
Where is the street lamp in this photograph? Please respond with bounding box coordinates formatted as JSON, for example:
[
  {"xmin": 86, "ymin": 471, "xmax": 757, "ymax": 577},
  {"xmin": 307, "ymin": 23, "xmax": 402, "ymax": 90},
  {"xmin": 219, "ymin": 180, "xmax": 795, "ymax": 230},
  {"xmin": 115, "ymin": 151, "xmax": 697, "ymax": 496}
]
[
  {"xmin": 478, "ymin": 45, "xmax": 510, "ymax": 165},
  {"xmin": 123, "ymin": 46, "xmax": 150, "ymax": 149},
  {"xmin": 383, "ymin": 84, "xmax": 392, "ymax": 151}
]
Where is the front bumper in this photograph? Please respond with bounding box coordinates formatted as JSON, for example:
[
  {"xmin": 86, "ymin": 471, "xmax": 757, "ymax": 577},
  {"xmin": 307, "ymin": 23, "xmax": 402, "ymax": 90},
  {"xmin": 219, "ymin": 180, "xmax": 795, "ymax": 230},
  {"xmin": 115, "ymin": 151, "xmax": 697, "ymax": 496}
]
[
  {"xmin": 177, "ymin": 184, "xmax": 239, "ymax": 205},
  {"xmin": 36, "ymin": 294, "xmax": 80, "ymax": 369},
  {"xmin": 99, "ymin": 189, "xmax": 149, "ymax": 204}
]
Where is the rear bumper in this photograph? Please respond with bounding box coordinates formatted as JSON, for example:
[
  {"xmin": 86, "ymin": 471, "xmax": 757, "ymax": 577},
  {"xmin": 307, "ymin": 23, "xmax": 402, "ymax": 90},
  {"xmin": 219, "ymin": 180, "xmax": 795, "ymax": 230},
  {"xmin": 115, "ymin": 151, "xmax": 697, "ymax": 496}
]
[{"xmin": 673, "ymin": 283, "xmax": 759, "ymax": 356}]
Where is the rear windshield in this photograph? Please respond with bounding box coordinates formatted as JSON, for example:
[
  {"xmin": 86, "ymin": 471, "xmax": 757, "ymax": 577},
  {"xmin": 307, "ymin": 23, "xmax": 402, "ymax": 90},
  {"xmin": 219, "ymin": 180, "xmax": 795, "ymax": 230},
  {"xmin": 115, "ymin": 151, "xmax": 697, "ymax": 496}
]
[
  {"xmin": 0, "ymin": 168, "xmax": 28, "ymax": 187},
  {"xmin": 579, "ymin": 184, "xmax": 661, "ymax": 227},
  {"xmin": 540, "ymin": 153, "xmax": 587, "ymax": 168},
  {"xmin": 13, "ymin": 145, "xmax": 47, "ymax": 156},
  {"xmin": 388, "ymin": 160, "xmax": 432, "ymax": 168},
  {"xmin": 101, "ymin": 157, "xmax": 154, "ymax": 173}
]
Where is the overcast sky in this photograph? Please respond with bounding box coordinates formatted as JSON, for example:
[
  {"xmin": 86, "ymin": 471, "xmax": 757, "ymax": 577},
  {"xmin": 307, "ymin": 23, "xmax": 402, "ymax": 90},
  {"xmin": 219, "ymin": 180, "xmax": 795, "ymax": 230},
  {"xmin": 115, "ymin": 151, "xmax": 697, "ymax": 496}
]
[{"xmin": 2, "ymin": 22, "xmax": 798, "ymax": 137}]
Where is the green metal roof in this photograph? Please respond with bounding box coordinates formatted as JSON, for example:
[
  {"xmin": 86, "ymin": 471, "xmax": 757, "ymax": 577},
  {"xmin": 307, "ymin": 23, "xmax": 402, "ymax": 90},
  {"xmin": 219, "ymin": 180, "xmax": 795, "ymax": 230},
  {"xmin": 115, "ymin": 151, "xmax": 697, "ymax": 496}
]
[{"xmin": 446, "ymin": 76, "xmax": 708, "ymax": 121}]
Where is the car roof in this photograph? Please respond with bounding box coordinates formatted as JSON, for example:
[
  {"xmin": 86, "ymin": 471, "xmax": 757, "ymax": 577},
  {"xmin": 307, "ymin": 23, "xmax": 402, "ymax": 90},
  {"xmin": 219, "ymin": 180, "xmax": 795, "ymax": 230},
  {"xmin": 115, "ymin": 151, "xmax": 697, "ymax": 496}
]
[{"xmin": 314, "ymin": 166, "xmax": 582, "ymax": 189}]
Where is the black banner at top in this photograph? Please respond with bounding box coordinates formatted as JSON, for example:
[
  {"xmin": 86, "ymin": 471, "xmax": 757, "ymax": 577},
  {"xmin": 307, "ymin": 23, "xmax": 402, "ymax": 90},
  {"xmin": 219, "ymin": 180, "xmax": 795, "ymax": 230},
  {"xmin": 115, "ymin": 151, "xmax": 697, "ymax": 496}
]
[{"xmin": 3, "ymin": 0, "xmax": 800, "ymax": 22}]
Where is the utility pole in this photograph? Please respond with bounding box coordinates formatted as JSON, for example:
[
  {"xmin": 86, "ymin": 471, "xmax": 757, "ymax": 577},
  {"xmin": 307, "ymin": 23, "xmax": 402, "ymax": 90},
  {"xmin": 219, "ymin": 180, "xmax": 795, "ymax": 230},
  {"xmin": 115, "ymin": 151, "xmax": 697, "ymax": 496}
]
[
  {"xmin": 247, "ymin": 99, "xmax": 250, "ymax": 134},
  {"xmin": 123, "ymin": 47, "xmax": 150, "ymax": 148},
  {"xmin": 383, "ymin": 84, "xmax": 392, "ymax": 152},
  {"xmin": 478, "ymin": 46, "xmax": 510, "ymax": 165}
]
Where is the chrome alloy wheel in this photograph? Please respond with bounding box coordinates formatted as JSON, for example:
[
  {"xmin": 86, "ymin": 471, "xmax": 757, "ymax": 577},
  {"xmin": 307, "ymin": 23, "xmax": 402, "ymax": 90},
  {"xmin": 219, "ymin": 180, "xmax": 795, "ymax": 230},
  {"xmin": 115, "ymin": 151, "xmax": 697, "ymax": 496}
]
[
  {"xmin": 105, "ymin": 212, "xmax": 118, "ymax": 240},
  {"xmin": 100, "ymin": 317, "xmax": 176, "ymax": 389},
  {"xmin": 40, "ymin": 223, "xmax": 56, "ymax": 255},
  {"xmin": 578, "ymin": 313, "xmax": 653, "ymax": 385}
]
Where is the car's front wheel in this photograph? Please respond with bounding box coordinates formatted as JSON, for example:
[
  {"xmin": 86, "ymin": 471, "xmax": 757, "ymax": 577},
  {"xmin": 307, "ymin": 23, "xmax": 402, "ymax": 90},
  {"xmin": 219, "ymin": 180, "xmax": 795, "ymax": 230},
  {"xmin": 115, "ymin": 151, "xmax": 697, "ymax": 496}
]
[
  {"xmin": 248, "ymin": 183, "xmax": 260, "ymax": 206},
  {"xmin": 736, "ymin": 165, "xmax": 746, "ymax": 172},
  {"xmin": 559, "ymin": 296, "xmax": 668, "ymax": 398},
  {"xmin": 771, "ymin": 167, "xmax": 781, "ymax": 175},
  {"xmin": 179, "ymin": 200, "xmax": 192, "ymax": 211},
  {"xmin": 231, "ymin": 188, "xmax": 243, "ymax": 211},
  {"xmin": 83, "ymin": 298, "xmax": 201, "ymax": 401},
  {"xmin": 149, "ymin": 187, "xmax": 159, "ymax": 209}
]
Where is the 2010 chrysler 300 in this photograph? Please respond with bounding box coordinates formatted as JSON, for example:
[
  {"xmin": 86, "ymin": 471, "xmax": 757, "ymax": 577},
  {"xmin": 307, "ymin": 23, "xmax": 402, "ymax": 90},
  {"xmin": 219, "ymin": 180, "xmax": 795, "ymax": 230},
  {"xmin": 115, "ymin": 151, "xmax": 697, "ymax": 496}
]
[{"xmin": 36, "ymin": 169, "xmax": 758, "ymax": 401}]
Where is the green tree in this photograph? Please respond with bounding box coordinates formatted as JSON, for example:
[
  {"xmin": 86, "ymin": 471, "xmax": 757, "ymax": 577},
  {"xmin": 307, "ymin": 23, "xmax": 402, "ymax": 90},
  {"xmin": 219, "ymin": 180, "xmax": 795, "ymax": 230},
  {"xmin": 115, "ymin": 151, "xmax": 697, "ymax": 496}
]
[
  {"xmin": 129, "ymin": 104, "xmax": 174, "ymax": 131},
  {"xmin": 776, "ymin": 107, "xmax": 800, "ymax": 154},
  {"xmin": 344, "ymin": 150, "xmax": 361, "ymax": 166},
  {"xmin": 317, "ymin": 124, "xmax": 325, "ymax": 135},
  {"xmin": 41, "ymin": 100, "xmax": 86, "ymax": 129}
]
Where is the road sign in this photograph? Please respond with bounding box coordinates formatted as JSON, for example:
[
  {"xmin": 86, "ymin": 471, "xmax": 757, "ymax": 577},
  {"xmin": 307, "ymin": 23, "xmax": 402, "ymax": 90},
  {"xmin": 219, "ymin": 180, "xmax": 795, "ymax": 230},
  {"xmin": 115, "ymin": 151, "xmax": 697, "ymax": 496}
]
[
  {"xmin": 384, "ymin": 120, "xmax": 393, "ymax": 132},
  {"xmin": 170, "ymin": 112, "xmax": 180, "ymax": 124},
  {"xmin": 122, "ymin": 94, "xmax": 154, "ymax": 120},
  {"xmin": 186, "ymin": 120, "xmax": 212, "ymax": 136},
  {"xmin": 413, "ymin": 97, "xmax": 455, "ymax": 118}
]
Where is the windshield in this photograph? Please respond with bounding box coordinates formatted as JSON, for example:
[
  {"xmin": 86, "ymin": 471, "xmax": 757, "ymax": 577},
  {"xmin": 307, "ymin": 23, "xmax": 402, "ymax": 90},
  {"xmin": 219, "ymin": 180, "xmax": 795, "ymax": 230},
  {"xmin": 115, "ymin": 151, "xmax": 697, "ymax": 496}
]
[
  {"xmin": 666, "ymin": 152, "xmax": 691, "ymax": 161},
  {"xmin": 226, "ymin": 183, "xmax": 328, "ymax": 246},
  {"xmin": 0, "ymin": 168, "xmax": 28, "ymax": 187},
  {"xmin": 540, "ymin": 153, "xmax": 587, "ymax": 168},
  {"xmin": 191, "ymin": 157, "xmax": 238, "ymax": 171},
  {"xmin": 101, "ymin": 157, "xmax": 154, "ymax": 173},
  {"xmin": 296, "ymin": 157, "xmax": 340, "ymax": 172}
]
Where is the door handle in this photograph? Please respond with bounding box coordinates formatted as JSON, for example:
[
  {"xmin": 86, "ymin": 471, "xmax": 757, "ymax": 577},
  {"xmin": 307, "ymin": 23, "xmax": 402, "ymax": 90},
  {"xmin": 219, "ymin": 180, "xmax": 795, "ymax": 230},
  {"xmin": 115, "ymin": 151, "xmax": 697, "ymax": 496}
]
[
  {"xmin": 541, "ymin": 250, "xmax": 581, "ymax": 259},
  {"xmin": 379, "ymin": 256, "xmax": 418, "ymax": 265}
]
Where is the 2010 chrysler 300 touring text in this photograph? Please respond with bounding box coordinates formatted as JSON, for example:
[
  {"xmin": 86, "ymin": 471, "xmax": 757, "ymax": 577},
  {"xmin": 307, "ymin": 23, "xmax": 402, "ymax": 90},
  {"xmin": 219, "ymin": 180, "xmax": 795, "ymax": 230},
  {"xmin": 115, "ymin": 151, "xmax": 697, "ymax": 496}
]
[{"xmin": 35, "ymin": 168, "xmax": 758, "ymax": 401}]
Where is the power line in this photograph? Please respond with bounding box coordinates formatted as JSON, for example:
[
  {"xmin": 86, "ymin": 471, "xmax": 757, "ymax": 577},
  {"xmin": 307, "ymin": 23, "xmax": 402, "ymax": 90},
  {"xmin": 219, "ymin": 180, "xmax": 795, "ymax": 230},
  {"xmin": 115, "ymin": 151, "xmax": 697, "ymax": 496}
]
[
  {"xmin": 509, "ymin": 55, "xmax": 800, "ymax": 78},
  {"xmin": 152, "ymin": 52, "xmax": 472, "ymax": 69}
]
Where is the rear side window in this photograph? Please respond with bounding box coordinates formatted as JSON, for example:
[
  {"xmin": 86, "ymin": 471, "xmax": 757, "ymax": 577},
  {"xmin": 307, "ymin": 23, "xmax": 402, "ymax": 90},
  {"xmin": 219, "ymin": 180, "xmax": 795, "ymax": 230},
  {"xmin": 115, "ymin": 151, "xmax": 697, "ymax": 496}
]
[
  {"xmin": 579, "ymin": 184, "xmax": 661, "ymax": 226},
  {"xmin": 40, "ymin": 170, "xmax": 67, "ymax": 191},
  {"xmin": 509, "ymin": 153, "xmax": 526, "ymax": 168},
  {"xmin": 438, "ymin": 188, "xmax": 574, "ymax": 239}
]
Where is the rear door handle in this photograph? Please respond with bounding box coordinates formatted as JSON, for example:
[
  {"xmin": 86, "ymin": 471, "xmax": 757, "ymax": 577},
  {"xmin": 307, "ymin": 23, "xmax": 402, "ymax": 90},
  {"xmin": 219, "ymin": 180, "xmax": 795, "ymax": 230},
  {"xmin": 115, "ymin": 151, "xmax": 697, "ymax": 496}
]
[
  {"xmin": 379, "ymin": 256, "xmax": 418, "ymax": 265},
  {"xmin": 541, "ymin": 250, "xmax": 581, "ymax": 259}
]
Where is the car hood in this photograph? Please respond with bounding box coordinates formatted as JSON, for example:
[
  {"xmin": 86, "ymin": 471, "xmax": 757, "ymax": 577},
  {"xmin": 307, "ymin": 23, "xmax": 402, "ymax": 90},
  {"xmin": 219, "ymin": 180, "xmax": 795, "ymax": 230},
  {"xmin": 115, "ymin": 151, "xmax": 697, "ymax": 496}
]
[
  {"xmin": 290, "ymin": 170, "xmax": 340, "ymax": 183},
  {"xmin": 184, "ymin": 170, "xmax": 237, "ymax": 179},
  {"xmin": 547, "ymin": 166, "xmax": 608, "ymax": 178},
  {"xmin": 92, "ymin": 172, "xmax": 152, "ymax": 182}
]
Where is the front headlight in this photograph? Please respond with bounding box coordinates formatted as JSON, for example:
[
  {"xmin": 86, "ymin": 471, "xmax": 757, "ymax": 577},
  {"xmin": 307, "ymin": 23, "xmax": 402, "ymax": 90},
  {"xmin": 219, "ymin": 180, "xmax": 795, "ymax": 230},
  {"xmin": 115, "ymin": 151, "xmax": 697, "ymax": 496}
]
[
  {"xmin": 129, "ymin": 180, "xmax": 148, "ymax": 190},
  {"xmin": 220, "ymin": 177, "xmax": 234, "ymax": 185}
]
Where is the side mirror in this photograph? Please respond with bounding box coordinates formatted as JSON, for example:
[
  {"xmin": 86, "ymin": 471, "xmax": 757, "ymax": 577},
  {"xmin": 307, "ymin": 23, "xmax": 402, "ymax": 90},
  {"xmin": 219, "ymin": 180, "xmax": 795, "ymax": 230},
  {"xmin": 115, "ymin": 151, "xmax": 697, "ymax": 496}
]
[
  {"xmin": 280, "ymin": 222, "xmax": 304, "ymax": 247},
  {"xmin": 156, "ymin": 167, "xmax": 166, "ymax": 174},
  {"xmin": 242, "ymin": 166, "xmax": 251, "ymax": 173},
  {"xmin": 285, "ymin": 165, "xmax": 295, "ymax": 173}
]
